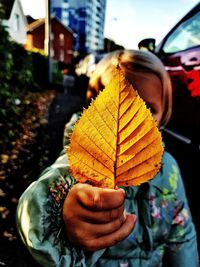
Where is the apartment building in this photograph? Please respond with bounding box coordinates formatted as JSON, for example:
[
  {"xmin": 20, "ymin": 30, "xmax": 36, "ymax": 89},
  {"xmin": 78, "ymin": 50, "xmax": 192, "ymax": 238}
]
[{"xmin": 51, "ymin": 0, "xmax": 106, "ymax": 54}]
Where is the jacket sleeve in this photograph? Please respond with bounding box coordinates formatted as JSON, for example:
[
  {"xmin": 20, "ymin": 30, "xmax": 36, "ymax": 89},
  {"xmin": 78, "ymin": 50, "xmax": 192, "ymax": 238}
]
[
  {"xmin": 16, "ymin": 152, "xmax": 86, "ymax": 266},
  {"xmin": 16, "ymin": 114, "xmax": 104, "ymax": 267},
  {"xmin": 163, "ymin": 155, "xmax": 199, "ymax": 267},
  {"xmin": 16, "ymin": 112, "xmax": 105, "ymax": 266},
  {"xmin": 17, "ymin": 152, "xmax": 106, "ymax": 267}
]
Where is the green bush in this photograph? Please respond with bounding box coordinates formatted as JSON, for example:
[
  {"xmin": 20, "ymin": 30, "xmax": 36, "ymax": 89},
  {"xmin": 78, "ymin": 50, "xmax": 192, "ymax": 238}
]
[
  {"xmin": 11, "ymin": 43, "xmax": 34, "ymax": 88},
  {"xmin": 0, "ymin": 6, "xmax": 64, "ymax": 155},
  {"xmin": 0, "ymin": 9, "xmax": 34, "ymax": 154}
]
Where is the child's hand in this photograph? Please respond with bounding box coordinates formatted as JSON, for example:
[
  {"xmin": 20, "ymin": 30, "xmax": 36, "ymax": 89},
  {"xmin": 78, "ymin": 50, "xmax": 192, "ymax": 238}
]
[{"xmin": 63, "ymin": 183, "xmax": 136, "ymax": 251}]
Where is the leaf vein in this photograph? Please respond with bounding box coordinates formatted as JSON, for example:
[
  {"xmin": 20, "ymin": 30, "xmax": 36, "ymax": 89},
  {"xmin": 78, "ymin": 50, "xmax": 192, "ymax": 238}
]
[
  {"xmin": 71, "ymin": 147, "xmax": 113, "ymax": 181},
  {"xmin": 116, "ymin": 151, "xmax": 161, "ymax": 179},
  {"xmin": 78, "ymin": 126, "xmax": 114, "ymax": 163},
  {"xmin": 83, "ymin": 110, "xmax": 116, "ymax": 151}
]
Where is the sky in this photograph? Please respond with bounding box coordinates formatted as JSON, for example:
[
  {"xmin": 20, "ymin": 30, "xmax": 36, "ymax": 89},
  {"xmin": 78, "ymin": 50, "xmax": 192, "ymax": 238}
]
[{"xmin": 20, "ymin": 0, "xmax": 199, "ymax": 49}]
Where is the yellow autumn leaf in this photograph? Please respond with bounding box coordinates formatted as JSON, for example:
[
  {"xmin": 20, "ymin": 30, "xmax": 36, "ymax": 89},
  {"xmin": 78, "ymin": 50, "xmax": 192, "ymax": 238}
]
[{"xmin": 68, "ymin": 68, "xmax": 164, "ymax": 188}]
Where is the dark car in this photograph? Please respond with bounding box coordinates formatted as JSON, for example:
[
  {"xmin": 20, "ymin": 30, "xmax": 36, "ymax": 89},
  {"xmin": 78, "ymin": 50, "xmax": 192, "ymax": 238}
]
[{"xmin": 139, "ymin": 2, "xmax": 200, "ymax": 250}]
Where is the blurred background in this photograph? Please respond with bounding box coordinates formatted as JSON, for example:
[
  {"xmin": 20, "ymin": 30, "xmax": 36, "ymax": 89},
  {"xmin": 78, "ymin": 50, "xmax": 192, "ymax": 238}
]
[{"xmin": 0, "ymin": 0, "xmax": 199, "ymax": 266}]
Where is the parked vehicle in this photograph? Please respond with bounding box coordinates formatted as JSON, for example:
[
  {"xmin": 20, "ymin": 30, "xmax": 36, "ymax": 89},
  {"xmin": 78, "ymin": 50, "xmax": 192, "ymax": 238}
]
[
  {"xmin": 75, "ymin": 53, "xmax": 107, "ymax": 77},
  {"xmin": 138, "ymin": 2, "xmax": 200, "ymax": 250}
]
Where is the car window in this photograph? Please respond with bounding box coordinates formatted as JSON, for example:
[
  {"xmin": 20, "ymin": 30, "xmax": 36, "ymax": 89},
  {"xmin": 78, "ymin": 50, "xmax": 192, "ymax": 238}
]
[{"xmin": 163, "ymin": 12, "xmax": 200, "ymax": 53}]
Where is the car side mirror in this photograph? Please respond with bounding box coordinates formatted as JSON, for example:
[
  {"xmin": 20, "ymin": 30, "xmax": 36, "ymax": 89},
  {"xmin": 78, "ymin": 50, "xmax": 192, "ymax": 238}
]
[{"xmin": 138, "ymin": 38, "xmax": 156, "ymax": 52}]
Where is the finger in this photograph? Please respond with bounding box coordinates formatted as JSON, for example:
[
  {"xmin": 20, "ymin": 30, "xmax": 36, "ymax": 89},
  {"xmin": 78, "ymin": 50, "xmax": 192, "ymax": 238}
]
[
  {"xmin": 63, "ymin": 195, "xmax": 125, "ymax": 224},
  {"xmin": 80, "ymin": 204, "xmax": 125, "ymax": 223},
  {"xmin": 83, "ymin": 211, "xmax": 127, "ymax": 237},
  {"xmin": 83, "ymin": 214, "xmax": 136, "ymax": 251},
  {"xmin": 75, "ymin": 184, "xmax": 125, "ymax": 210}
]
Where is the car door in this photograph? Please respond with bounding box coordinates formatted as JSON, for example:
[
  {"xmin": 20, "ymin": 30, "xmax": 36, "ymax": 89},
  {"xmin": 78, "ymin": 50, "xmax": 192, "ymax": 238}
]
[
  {"xmin": 155, "ymin": 4, "xmax": 200, "ymax": 143},
  {"xmin": 155, "ymin": 4, "xmax": 200, "ymax": 250}
]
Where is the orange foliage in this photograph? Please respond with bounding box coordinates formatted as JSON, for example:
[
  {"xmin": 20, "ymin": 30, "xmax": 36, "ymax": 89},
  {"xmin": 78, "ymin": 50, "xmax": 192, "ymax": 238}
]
[{"xmin": 68, "ymin": 68, "xmax": 164, "ymax": 188}]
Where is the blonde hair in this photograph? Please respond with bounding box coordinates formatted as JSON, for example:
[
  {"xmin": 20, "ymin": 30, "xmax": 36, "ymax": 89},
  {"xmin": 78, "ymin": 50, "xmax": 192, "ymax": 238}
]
[{"xmin": 87, "ymin": 49, "xmax": 172, "ymax": 127}]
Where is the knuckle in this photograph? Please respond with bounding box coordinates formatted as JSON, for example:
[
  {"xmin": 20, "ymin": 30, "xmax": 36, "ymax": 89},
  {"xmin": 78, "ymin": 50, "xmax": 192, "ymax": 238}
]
[
  {"xmin": 80, "ymin": 188, "xmax": 103, "ymax": 209},
  {"xmin": 112, "ymin": 217, "xmax": 123, "ymax": 230},
  {"xmin": 119, "ymin": 213, "xmax": 125, "ymax": 225},
  {"xmin": 70, "ymin": 183, "xmax": 80, "ymax": 194},
  {"xmin": 107, "ymin": 209, "xmax": 117, "ymax": 221},
  {"xmin": 106, "ymin": 205, "xmax": 124, "ymax": 221},
  {"xmin": 92, "ymin": 190, "xmax": 103, "ymax": 209}
]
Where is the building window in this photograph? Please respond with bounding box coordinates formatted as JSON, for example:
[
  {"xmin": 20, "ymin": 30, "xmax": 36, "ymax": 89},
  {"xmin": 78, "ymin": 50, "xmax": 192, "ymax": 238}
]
[
  {"xmin": 60, "ymin": 49, "xmax": 64, "ymax": 61},
  {"xmin": 59, "ymin": 33, "xmax": 64, "ymax": 46},
  {"xmin": 51, "ymin": 33, "xmax": 54, "ymax": 40},
  {"xmin": 63, "ymin": 18, "xmax": 68, "ymax": 25},
  {"xmin": 51, "ymin": 48, "xmax": 54, "ymax": 57},
  {"xmin": 13, "ymin": 13, "xmax": 20, "ymax": 32}
]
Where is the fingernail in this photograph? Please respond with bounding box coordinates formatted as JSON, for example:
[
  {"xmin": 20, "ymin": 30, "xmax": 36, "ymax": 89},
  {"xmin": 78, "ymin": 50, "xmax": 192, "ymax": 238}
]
[{"xmin": 129, "ymin": 214, "xmax": 137, "ymax": 224}]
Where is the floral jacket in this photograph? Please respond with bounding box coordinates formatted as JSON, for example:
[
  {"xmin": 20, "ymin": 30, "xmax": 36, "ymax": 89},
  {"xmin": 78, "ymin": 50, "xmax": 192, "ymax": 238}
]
[{"xmin": 16, "ymin": 114, "xmax": 199, "ymax": 267}]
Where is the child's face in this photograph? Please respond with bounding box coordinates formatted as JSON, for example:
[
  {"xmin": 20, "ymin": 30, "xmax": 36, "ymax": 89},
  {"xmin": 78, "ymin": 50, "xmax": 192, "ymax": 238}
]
[{"xmin": 129, "ymin": 72, "xmax": 163, "ymax": 126}]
